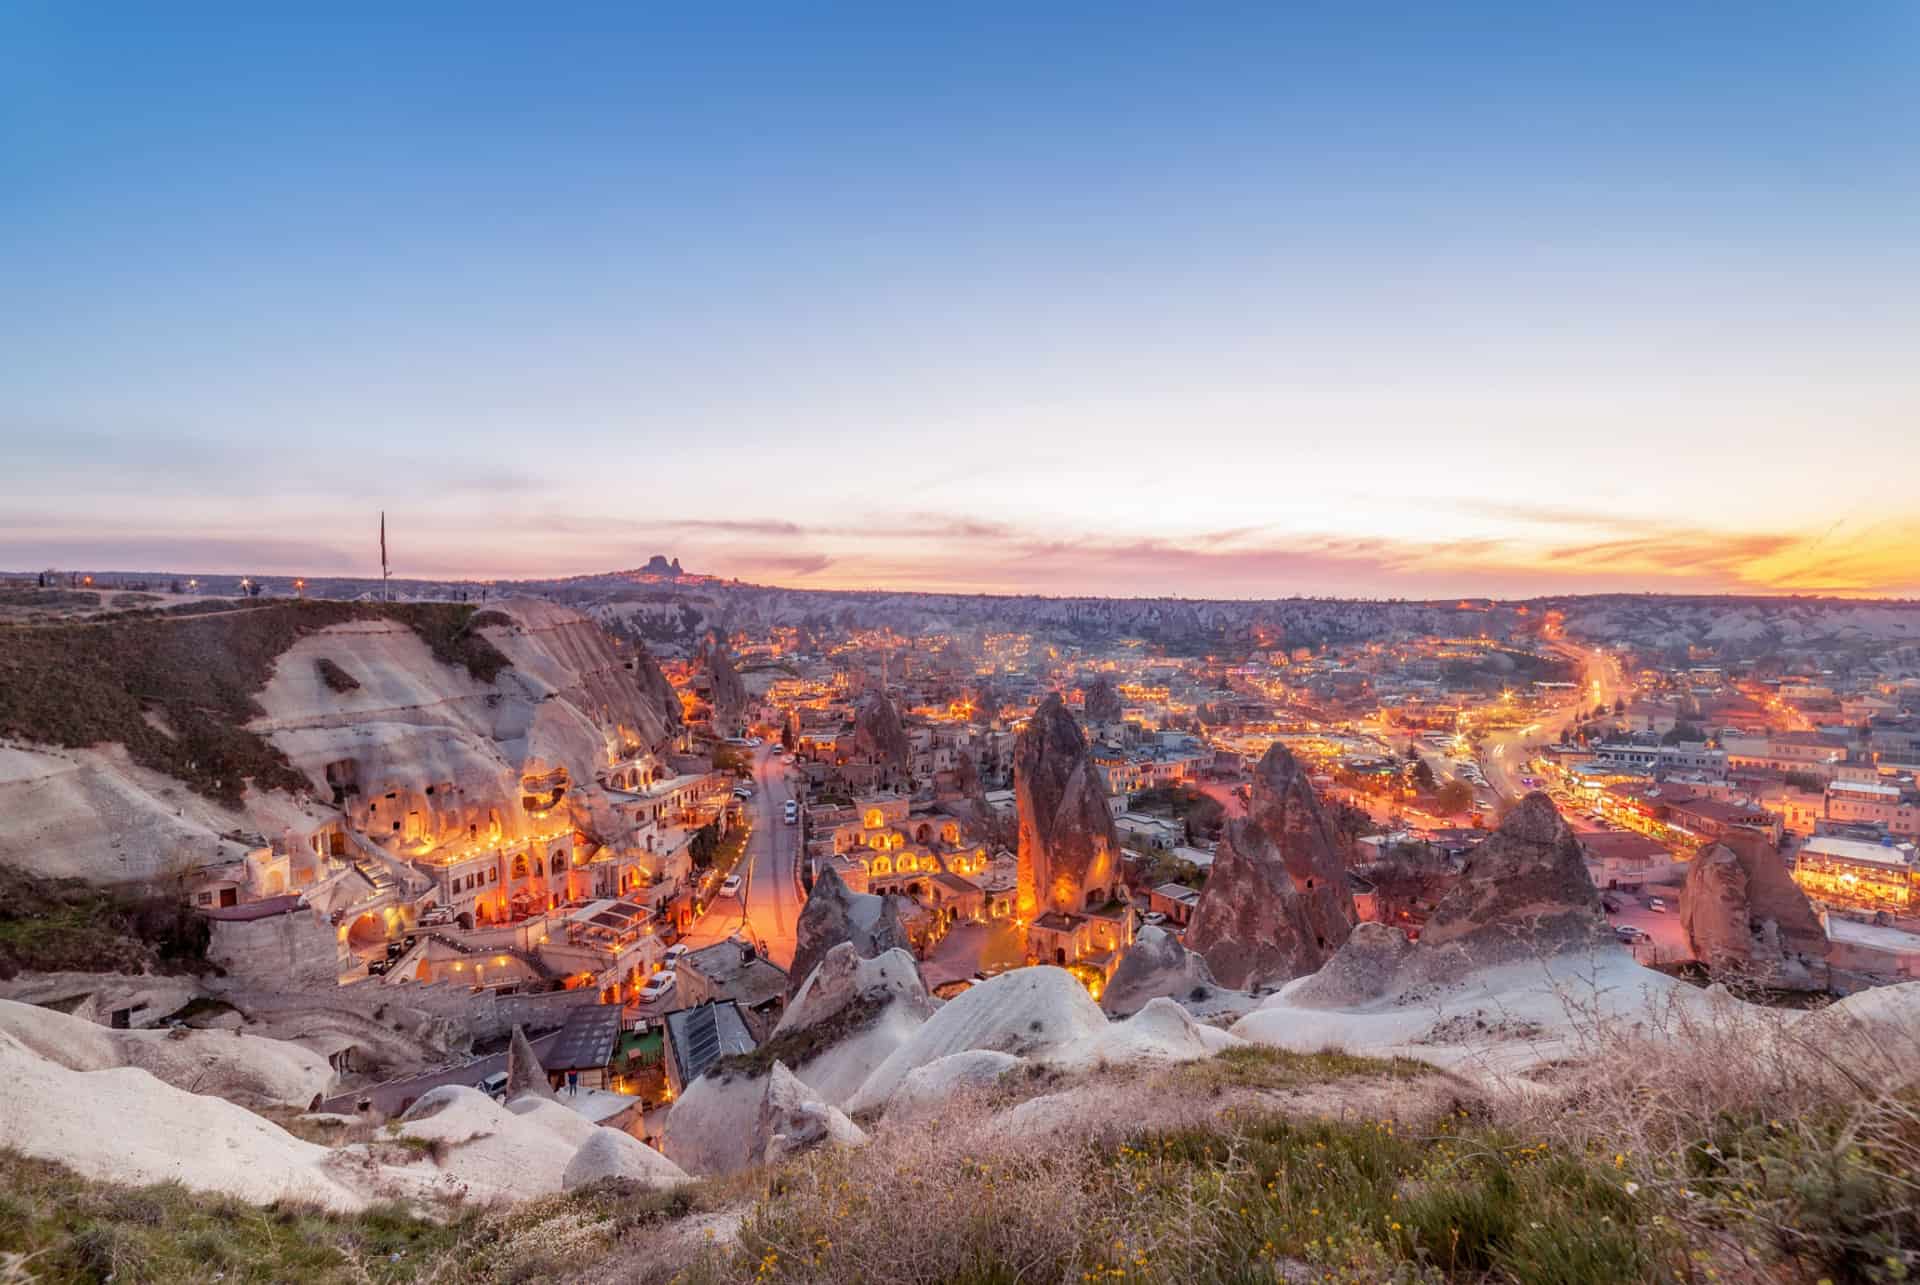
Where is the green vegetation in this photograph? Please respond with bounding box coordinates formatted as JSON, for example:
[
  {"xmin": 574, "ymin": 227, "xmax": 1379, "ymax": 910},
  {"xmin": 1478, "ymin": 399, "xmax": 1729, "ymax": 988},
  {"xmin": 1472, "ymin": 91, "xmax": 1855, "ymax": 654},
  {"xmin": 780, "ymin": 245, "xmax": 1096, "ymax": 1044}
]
[
  {"xmin": 1169, "ymin": 1044, "xmax": 1433, "ymax": 1096},
  {"xmin": 1133, "ymin": 848, "xmax": 1205, "ymax": 889},
  {"xmin": 712, "ymin": 744, "xmax": 753, "ymax": 776},
  {"xmin": 711, "ymin": 992, "xmax": 889, "ymax": 1081},
  {"xmin": 0, "ymin": 1149, "xmax": 758, "ymax": 1285},
  {"xmin": 0, "ymin": 599, "xmax": 510, "ymax": 806},
  {"xmin": 0, "ymin": 866, "xmax": 210, "ymax": 980},
  {"xmin": 0, "ymin": 1149, "xmax": 469, "ymax": 1284}
]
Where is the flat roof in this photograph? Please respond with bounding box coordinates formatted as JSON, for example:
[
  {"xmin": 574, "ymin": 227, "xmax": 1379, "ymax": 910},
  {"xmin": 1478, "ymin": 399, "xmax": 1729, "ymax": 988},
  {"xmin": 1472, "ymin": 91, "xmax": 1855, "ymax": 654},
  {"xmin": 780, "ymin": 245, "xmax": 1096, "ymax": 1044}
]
[
  {"xmin": 665, "ymin": 1001, "xmax": 755, "ymax": 1084},
  {"xmin": 1800, "ymin": 835, "xmax": 1918, "ymax": 868},
  {"xmin": 544, "ymin": 1003, "xmax": 623, "ymax": 1072},
  {"xmin": 1830, "ymin": 780, "xmax": 1902, "ymax": 798}
]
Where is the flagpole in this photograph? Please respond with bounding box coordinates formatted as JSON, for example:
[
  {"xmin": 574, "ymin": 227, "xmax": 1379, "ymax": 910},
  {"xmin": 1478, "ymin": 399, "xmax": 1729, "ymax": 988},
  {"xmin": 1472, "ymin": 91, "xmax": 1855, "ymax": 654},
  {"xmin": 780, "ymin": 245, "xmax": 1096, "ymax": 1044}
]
[{"xmin": 380, "ymin": 511, "xmax": 389, "ymax": 602}]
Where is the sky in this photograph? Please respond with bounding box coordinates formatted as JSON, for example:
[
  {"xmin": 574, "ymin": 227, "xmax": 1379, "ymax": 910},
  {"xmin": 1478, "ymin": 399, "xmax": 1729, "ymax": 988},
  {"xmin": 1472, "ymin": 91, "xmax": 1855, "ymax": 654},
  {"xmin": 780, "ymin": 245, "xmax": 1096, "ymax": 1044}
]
[{"xmin": 4, "ymin": 1, "xmax": 1918, "ymax": 599}]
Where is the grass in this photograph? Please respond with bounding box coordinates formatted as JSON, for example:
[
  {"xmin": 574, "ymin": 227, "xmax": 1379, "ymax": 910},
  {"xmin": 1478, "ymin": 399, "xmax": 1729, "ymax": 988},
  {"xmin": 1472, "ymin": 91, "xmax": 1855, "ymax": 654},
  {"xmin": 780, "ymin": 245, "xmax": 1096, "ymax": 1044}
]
[
  {"xmin": 0, "ymin": 1149, "xmax": 760, "ymax": 1285},
  {"xmin": 0, "ymin": 865, "xmax": 210, "ymax": 979},
  {"xmin": 0, "ymin": 1149, "xmax": 472, "ymax": 1284},
  {"xmin": 0, "ymin": 599, "xmax": 510, "ymax": 806},
  {"xmin": 677, "ymin": 1099, "xmax": 1673, "ymax": 1285},
  {"xmin": 1168, "ymin": 1044, "xmax": 1435, "ymax": 1095}
]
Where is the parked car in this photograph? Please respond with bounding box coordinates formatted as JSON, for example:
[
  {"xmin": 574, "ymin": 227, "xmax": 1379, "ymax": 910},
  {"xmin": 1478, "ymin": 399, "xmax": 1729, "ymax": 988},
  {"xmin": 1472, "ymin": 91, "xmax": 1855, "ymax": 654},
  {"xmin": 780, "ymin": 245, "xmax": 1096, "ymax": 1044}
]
[
  {"xmin": 663, "ymin": 943, "xmax": 689, "ymax": 966},
  {"xmin": 783, "ymin": 800, "xmax": 799, "ymax": 825},
  {"xmin": 478, "ymin": 1070, "xmax": 509, "ymax": 1100},
  {"xmin": 1141, "ymin": 910, "xmax": 1168, "ymax": 927},
  {"xmin": 365, "ymin": 957, "xmax": 392, "ymax": 977},
  {"xmin": 720, "ymin": 874, "xmax": 743, "ymax": 896},
  {"xmin": 1647, "ymin": 897, "xmax": 1668, "ymax": 913},
  {"xmin": 1615, "ymin": 926, "xmax": 1648, "ymax": 943},
  {"xmin": 637, "ymin": 973, "xmax": 676, "ymax": 1004},
  {"xmin": 418, "ymin": 906, "xmax": 453, "ymax": 928}
]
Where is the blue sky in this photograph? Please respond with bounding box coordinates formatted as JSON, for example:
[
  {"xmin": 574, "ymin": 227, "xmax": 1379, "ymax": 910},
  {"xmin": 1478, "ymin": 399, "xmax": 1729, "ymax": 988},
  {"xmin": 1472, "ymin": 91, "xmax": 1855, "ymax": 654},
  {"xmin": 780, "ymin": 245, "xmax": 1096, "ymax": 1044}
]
[{"xmin": 4, "ymin": 1, "xmax": 1917, "ymax": 595}]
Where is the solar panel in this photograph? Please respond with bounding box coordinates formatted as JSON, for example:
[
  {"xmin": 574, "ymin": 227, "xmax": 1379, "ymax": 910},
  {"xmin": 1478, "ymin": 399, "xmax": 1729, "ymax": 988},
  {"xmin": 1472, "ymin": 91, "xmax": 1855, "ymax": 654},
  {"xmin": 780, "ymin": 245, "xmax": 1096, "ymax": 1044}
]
[{"xmin": 682, "ymin": 1004, "xmax": 721, "ymax": 1079}]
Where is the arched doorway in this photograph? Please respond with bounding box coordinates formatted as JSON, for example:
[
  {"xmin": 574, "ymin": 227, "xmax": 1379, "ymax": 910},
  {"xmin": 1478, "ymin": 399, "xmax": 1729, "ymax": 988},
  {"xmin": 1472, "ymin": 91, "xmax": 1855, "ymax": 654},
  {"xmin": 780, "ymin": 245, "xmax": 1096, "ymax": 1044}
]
[{"xmin": 346, "ymin": 913, "xmax": 386, "ymax": 953}]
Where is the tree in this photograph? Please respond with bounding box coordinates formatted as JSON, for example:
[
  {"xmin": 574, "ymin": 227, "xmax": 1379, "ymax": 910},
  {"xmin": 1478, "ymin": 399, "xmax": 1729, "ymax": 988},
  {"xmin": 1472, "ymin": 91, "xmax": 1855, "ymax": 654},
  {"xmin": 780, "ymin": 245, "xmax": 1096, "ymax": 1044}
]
[
  {"xmin": 780, "ymin": 721, "xmax": 796, "ymax": 753},
  {"xmin": 1411, "ymin": 759, "xmax": 1438, "ymax": 793},
  {"xmin": 1435, "ymin": 779, "xmax": 1474, "ymax": 816},
  {"xmin": 1613, "ymin": 697, "xmax": 1626, "ymax": 715},
  {"xmin": 689, "ymin": 819, "xmax": 721, "ymax": 868}
]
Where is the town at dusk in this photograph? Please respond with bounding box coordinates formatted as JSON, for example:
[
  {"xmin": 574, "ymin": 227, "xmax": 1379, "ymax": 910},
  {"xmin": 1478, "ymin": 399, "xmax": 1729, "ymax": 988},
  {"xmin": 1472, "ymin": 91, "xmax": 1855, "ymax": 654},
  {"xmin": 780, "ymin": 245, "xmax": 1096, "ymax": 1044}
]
[{"xmin": 2, "ymin": 3, "xmax": 1917, "ymax": 1283}]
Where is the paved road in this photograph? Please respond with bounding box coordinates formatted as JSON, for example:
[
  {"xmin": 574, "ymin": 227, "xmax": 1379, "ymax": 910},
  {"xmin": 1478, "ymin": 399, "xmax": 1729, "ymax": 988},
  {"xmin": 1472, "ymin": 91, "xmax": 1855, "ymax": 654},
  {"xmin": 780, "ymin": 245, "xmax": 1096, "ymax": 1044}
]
[
  {"xmin": 674, "ymin": 745, "xmax": 804, "ymax": 970},
  {"xmin": 1482, "ymin": 641, "xmax": 1631, "ymax": 801}
]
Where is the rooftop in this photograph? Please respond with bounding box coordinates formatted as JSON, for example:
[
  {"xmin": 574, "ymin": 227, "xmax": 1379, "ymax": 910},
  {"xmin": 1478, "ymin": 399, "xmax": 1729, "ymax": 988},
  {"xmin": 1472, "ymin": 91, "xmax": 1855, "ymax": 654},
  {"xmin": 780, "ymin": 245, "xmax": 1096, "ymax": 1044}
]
[
  {"xmin": 1800, "ymin": 835, "xmax": 1919, "ymax": 869},
  {"xmin": 544, "ymin": 1003, "xmax": 623, "ymax": 1073},
  {"xmin": 664, "ymin": 1001, "xmax": 755, "ymax": 1086}
]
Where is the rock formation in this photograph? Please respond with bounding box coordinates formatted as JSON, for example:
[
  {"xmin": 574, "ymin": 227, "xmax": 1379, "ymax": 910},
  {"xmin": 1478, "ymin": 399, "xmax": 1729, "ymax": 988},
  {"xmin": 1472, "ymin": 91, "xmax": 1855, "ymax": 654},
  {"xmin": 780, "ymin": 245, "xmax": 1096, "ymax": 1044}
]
[
  {"xmin": 773, "ymin": 945, "xmax": 936, "ymax": 1105},
  {"xmin": 699, "ymin": 635, "xmax": 747, "ymax": 733},
  {"xmin": 850, "ymin": 690, "xmax": 912, "ymax": 782},
  {"xmin": 848, "ymin": 966, "xmax": 1109, "ymax": 1112},
  {"xmin": 562, "ymin": 1128, "xmax": 690, "ymax": 1191},
  {"xmin": 1014, "ymin": 694, "xmax": 1122, "ymax": 917},
  {"xmin": 504, "ymin": 1024, "xmax": 556, "ymax": 1101},
  {"xmin": 1414, "ymin": 792, "xmax": 1613, "ymax": 979},
  {"xmin": 1082, "ymin": 675, "xmax": 1123, "ymax": 725},
  {"xmin": 1284, "ymin": 922, "xmax": 1418, "ymax": 1008},
  {"xmin": 1681, "ymin": 828, "xmax": 1829, "ymax": 990},
  {"xmin": 1185, "ymin": 743, "xmax": 1357, "ymax": 990},
  {"xmin": 755, "ymin": 1061, "xmax": 868, "ymax": 1166},
  {"xmin": 787, "ymin": 865, "xmax": 913, "ymax": 1003},
  {"xmin": 1101, "ymin": 925, "xmax": 1253, "ymax": 1021}
]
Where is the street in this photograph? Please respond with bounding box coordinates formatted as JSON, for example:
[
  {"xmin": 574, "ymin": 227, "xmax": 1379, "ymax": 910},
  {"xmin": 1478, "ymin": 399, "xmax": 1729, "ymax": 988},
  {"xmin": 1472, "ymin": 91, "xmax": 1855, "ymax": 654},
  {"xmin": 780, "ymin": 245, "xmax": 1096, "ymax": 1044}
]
[
  {"xmin": 673, "ymin": 744, "xmax": 805, "ymax": 970},
  {"xmin": 1481, "ymin": 641, "xmax": 1630, "ymax": 801}
]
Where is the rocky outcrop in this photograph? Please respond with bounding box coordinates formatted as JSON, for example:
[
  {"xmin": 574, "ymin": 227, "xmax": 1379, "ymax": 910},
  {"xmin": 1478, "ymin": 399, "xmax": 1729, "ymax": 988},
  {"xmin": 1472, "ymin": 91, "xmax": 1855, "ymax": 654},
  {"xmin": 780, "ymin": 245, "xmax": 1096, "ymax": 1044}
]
[
  {"xmin": 1185, "ymin": 743, "xmax": 1356, "ymax": 990},
  {"xmin": 0, "ymin": 998, "xmax": 334, "ymax": 1109},
  {"xmin": 563, "ymin": 1128, "xmax": 690, "ymax": 1191},
  {"xmin": 1014, "ymin": 694, "xmax": 1122, "ymax": 917},
  {"xmin": 505, "ymin": 1024, "xmax": 556, "ymax": 1101},
  {"xmin": 1082, "ymin": 675, "xmax": 1123, "ymax": 725},
  {"xmin": 1681, "ymin": 829, "xmax": 1829, "ymax": 990},
  {"xmin": 851, "ymin": 691, "xmax": 912, "ymax": 782},
  {"xmin": 1284, "ymin": 922, "xmax": 1418, "ymax": 1008},
  {"xmin": 1414, "ymin": 793, "xmax": 1613, "ymax": 980},
  {"xmin": 848, "ymin": 966, "xmax": 1108, "ymax": 1113},
  {"xmin": 787, "ymin": 865, "xmax": 913, "ymax": 1003},
  {"xmin": 699, "ymin": 635, "xmax": 747, "ymax": 734},
  {"xmin": 884, "ymin": 1049, "xmax": 1025, "ymax": 1112},
  {"xmin": 1102, "ymin": 926, "xmax": 1252, "ymax": 1020},
  {"xmin": 773, "ymin": 945, "xmax": 936, "ymax": 1105},
  {"xmin": 755, "ymin": 1061, "xmax": 867, "ymax": 1166}
]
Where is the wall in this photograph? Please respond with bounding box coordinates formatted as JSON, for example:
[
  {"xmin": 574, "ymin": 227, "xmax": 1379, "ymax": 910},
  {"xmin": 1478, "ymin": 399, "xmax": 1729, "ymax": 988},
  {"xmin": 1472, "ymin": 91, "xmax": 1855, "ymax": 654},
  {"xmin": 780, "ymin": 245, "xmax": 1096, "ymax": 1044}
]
[{"xmin": 207, "ymin": 907, "xmax": 343, "ymax": 988}]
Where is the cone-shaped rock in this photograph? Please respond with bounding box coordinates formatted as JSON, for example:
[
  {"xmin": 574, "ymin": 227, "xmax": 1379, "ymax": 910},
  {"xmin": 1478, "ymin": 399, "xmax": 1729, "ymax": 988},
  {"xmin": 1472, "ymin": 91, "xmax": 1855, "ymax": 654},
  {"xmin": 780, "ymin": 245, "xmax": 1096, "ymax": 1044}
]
[
  {"xmin": 699, "ymin": 635, "xmax": 746, "ymax": 733},
  {"xmin": 1681, "ymin": 828, "xmax": 1829, "ymax": 990},
  {"xmin": 505, "ymin": 1024, "xmax": 556, "ymax": 1101},
  {"xmin": 789, "ymin": 864, "xmax": 913, "ymax": 1002},
  {"xmin": 1415, "ymin": 792, "xmax": 1612, "ymax": 977},
  {"xmin": 1082, "ymin": 675, "xmax": 1123, "ymax": 725},
  {"xmin": 1014, "ymin": 694, "xmax": 1123, "ymax": 917},
  {"xmin": 1185, "ymin": 743, "xmax": 1357, "ymax": 989},
  {"xmin": 851, "ymin": 691, "xmax": 911, "ymax": 780}
]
